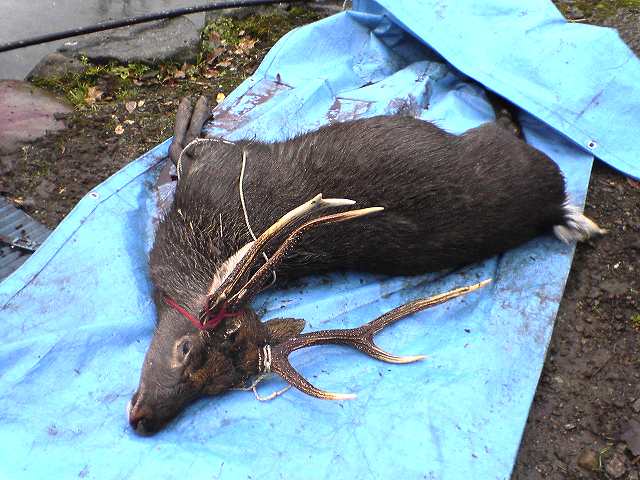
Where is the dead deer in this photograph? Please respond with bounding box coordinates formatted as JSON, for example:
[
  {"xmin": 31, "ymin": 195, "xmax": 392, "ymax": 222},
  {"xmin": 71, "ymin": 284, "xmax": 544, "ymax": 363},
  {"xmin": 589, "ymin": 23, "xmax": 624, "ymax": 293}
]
[{"xmin": 127, "ymin": 96, "xmax": 604, "ymax": 435}]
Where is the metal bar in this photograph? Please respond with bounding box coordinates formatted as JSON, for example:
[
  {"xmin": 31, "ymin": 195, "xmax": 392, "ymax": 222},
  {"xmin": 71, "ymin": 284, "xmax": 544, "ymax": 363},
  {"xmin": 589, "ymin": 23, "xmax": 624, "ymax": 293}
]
[{"xmin": 0, "ymin": 0, "xmax": 307, "ymax": 53}]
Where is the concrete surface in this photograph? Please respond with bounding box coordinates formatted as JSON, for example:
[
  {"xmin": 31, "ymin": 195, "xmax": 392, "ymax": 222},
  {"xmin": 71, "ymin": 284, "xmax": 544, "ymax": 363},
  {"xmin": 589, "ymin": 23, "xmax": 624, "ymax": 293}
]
[{"xmin": 0, "ymin": 80, "xmax": 72, "ymax": 155}]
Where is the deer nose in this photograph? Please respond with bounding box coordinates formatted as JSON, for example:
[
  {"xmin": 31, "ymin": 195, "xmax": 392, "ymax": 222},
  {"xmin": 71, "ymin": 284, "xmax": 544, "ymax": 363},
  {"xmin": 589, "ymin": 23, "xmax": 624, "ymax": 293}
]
[{"xmin": 127, "ymin": 391, "xmax": 155, "ymax": 435}]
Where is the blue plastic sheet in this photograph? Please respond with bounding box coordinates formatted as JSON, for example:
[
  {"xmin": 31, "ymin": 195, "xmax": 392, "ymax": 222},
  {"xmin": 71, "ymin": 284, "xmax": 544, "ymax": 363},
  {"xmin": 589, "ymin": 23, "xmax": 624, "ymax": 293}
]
[
  {"xmin": 356, "ymin": 0, "xmax": 640, "ymax": 180},
  {"xmin": 1, "ymin": 1, "xmax": 637, "ymax": 478}
]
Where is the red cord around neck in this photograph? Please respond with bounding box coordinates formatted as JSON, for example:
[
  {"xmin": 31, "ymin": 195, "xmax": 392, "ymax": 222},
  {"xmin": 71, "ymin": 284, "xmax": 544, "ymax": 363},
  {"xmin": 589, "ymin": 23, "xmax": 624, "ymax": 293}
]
[{"xmin": 163, "ymin": 296, "xmax": 240, "ymax": 331}]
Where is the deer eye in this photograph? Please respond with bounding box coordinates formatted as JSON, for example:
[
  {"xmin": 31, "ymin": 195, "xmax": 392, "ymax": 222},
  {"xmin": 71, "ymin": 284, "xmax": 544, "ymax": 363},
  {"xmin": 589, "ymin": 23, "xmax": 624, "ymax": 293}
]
[{"xmin": 178, "ymin": 340, "xmax": 192, "ymax": 358}]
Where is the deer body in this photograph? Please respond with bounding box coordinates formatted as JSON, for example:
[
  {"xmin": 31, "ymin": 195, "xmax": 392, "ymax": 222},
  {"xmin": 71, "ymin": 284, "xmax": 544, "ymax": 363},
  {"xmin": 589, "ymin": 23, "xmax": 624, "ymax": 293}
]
[
  {"xmin": 152, "ymin": 115, "xmax": 566, "ymax": 295},
  {"xmin": 129, "ymin": 98, "xmax": 603, "ymax": 435}
]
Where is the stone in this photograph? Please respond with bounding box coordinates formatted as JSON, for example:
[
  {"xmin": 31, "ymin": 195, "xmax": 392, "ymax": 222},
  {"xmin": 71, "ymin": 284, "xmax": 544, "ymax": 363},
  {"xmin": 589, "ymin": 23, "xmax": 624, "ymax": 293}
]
[
  {"xmin": 604, "ymin": 452, "xmax": 626, "ymax": 479},
  {"xmin": 576, "ymin": 449, "xmax": 599, "ymax": 471},
  {"xmin": 632, "ymin": 398, "xmax": 640, "ymax": 413},
  {"xmin": 0, "ymin": 154, "xmax": 17, "ymax": 176},
  {"xmin": 34, "ymin": 179, "xmax": 55, "ymax": 200},
  {"xmin": 621, "ymin": 418, "xmax": 640, "ymax": 456},
  {"xmin": 0, "ymin": 80, "xmax": 72, "ymax": 155},
  {"xmin": 600, "ymin": 279, "xmax": 629, "ymax": 296},
  {"xmin": 26, "ymin": 52, "xmax": 85, "ymax": 80},
  {"xmin": 59, "ymin": 16, "xmax": 202, "ymax": 66}
]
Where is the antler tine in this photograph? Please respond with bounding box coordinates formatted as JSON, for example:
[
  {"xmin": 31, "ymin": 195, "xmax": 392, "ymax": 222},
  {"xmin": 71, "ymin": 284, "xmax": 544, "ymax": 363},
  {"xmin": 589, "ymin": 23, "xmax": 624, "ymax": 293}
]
[
  {"xmin": 229, "ymin": 207, "xmax": 385, "ymax": 307},
  {"xmin": 269, "ymin": 280, "xmax": 491, "ymax": 400},
  {"xmin": 271, "ymin": 360, "xmax": 356, "ymax": 401},
  {"xmin": 208, "ymin": 194, "xmax": 356, "ymax": 310}
]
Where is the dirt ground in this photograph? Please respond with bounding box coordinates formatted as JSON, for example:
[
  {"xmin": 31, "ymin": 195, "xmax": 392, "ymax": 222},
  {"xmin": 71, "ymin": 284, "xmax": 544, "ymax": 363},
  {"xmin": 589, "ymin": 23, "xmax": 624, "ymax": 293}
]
[{"xmin": 1, "ymin": 3, "xmax": 639, "ymax": 479}]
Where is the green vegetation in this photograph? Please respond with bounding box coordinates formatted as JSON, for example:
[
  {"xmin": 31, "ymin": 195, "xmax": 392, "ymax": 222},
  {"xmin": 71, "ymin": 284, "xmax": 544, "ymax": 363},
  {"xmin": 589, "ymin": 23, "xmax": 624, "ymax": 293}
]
[
  {"xmin": 31, "ymin": 58, "xmax": 151, "ymax": 109},
  {"xmin": 203, "ymin": 6, "xmax": 321, "ymax": 47}
]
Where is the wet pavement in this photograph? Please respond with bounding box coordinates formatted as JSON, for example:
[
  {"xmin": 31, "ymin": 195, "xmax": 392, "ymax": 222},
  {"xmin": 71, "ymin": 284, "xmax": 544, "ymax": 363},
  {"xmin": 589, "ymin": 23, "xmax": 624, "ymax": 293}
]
[{"xmin": 0, "ymin": 0, "xmax": 203, "ymax": 79}]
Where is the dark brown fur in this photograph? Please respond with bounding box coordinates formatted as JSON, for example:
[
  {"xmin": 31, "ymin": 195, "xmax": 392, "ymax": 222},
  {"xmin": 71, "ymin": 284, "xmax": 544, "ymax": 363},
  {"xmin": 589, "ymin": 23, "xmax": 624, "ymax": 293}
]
[{"xmin": 129, "ymin": 112, "xmax": 573, "ymax": 435}]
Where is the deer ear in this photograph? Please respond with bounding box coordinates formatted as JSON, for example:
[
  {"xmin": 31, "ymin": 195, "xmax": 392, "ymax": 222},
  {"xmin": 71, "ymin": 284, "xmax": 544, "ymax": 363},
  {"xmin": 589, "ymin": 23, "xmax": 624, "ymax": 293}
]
[{"xmin": 264, "ymin": 318, "xmax": 306, "ymax": 344}]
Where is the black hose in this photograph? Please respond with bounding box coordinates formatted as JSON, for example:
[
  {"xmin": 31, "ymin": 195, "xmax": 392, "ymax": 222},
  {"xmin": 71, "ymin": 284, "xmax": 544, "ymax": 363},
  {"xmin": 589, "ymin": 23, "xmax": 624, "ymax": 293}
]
[{"xmin": 0, "ymin": 0, "xmax": 307, "ymax": 53}]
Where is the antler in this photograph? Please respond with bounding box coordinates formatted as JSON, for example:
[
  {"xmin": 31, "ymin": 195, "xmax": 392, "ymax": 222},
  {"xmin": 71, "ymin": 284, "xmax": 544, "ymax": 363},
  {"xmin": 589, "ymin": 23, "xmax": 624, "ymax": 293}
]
[
  {"xmin": 204, "ymin": 194, "xmax": 382, "ymax": 318},
  {"xmin": 229, "ymin": 206, "xmax": 384, "ymax": 307},
  {"xmin": 266, "ymin": 279, "xmax": 491, "ymax": 400}
]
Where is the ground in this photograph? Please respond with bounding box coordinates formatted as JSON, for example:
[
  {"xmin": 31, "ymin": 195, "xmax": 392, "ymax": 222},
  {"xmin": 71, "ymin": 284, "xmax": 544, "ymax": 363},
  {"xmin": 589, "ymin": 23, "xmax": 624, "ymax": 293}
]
[{"xmin": 0, "ymin": 2, "xmax": 639, "ymax": 479}]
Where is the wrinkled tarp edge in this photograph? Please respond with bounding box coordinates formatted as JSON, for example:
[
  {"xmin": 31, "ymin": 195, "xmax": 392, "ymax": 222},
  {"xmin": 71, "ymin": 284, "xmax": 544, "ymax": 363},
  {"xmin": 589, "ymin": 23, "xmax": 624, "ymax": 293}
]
[{"xmin": 354, "ymin": 0, "xmax": 639, "ymax": 180}]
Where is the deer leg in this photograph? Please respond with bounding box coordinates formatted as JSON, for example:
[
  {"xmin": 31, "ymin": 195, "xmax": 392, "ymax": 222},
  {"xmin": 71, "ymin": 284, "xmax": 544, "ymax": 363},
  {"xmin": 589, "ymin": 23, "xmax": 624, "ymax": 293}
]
[{"xmin": 168, "ymin": 96, "xmax": 212, "ymax": 177}]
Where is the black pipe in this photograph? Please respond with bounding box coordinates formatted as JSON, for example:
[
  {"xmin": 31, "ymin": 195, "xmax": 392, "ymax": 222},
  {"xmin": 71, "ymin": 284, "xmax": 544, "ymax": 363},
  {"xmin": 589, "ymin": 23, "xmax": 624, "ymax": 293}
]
[{"xmin": 0, "ymin": 0, "xmax": 307, "ymax": 53}]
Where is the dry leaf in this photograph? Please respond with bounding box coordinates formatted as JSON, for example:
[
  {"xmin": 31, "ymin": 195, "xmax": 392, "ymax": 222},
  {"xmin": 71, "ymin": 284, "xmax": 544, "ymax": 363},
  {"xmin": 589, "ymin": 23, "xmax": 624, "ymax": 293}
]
[
  {"xmin": 217, "ymin": 60, "xmax": 232, "ymax": 68},
  {"xmin": 206, "ymin": 47, "xmax": 225, "ymax": 64},
  {"xmin": 238, "ymin": 30, "xmax": 245, "ymax": 36},
  {"xmin": 84, "ymin": 86, "xmax": 103, "ymax": 105},
  {"xmin": 137, "ymin": 100, "xmax": 145, "ymax": 107},
  {"xmin": 125, "ymin": 101, "xmax": 137, "ymax": 113},
  {"xmin": 124, "ymin": 120, "xmax": 135, "ymax": 125},
  {"xmin": 174, "ymin": 63, "xmax": 190, "ymax": 79},
  {"xmin": 204, "ymin": 68, "xmax": 219, "ymax": 79},
  {"xmin": 238, "ymin": 37, "xmax": 257, "ymax": 53},
  {"xmin": 208, "ymin": 30, "xmax": 221, "ymax": 44},
  {"xmin": 626, "ymin": 178, "xmax": 640, "ymax": 189},
  {"xmin": 114, "ymin": 124, "xmax": 125, "ymax": 135},
  {"xmin": 216, "ymin": 92, "xmax": 226, "ymax": 104}
]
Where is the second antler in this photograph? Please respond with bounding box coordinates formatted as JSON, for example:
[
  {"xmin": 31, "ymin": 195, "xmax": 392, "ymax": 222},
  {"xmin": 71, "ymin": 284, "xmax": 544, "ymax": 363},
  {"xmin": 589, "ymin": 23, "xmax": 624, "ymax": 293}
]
[
  {"xmin": 202, "ymin": 194, "xmax": 383, "ymax": 324},
  {"xmin": 264, "ymin": 280, "xmax": 491, "ymax": 400}
]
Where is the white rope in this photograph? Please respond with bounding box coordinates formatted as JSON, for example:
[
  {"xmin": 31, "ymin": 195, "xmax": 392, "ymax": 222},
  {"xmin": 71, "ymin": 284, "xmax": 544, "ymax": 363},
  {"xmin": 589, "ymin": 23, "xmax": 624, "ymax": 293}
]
[
  {"xmin": 239, "ymin": 148, "xmax": 277, "ymax": 287},
  {"xmin": 176, "ymin": 137, "xmax": 234, "ymax": 180},
  {"xmin": 262, "ymin": 344, "xmax": 272, "ymax": 373},
  {"xmin": 231, "ymin": 344, "xmax": 290, "ymax": 402},
  {"xmin": 177, "ymin": 136, "xmax": 277, "ymax": 285}
]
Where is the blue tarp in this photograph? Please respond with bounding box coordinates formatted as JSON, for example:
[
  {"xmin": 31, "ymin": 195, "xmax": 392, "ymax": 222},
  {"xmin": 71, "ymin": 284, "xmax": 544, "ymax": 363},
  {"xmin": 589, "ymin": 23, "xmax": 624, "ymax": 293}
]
[{"xmin": 1, "ymin": 1, "xmax": 638, "ymax": 479}]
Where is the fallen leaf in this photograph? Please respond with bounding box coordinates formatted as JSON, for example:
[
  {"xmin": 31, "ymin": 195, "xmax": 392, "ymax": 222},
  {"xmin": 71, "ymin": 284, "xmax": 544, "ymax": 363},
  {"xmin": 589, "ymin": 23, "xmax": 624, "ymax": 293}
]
[
  {"xmin": 217, "ymin": 60, "xmax": 232, "ymax": 68},
  {"xmin": 114, "ymin": 125, "xmax": 125, "ymax": 135},
  {"xmin": 125, "ymin": 101, "xmax": 137, "ymax": 113},
  {"xmin": 84, "ymin": 86, "xmax": 103, "ymax": 105},
  {"xmin": 238, "ymin": 30, "xmax": 245, "ymax": 36},
  {"xmin": 124, "ymin": 120, "xmax": 135, "ymax": 125},
  {"xmin": 216, "ymin": 92, "xmax": 226, "ymax": 104},
  {"xmin": 206, "ymin": 47, "xmax": 225, "ymax": 64},
  {"xmin": 208, "ymin": 30, "xmax": 221, "ymax": 45},
  {"xmin": 627, "ymin": 178, "xmax": 640, "ymax": 189},
  {"xmin": 204, "ymin": 68, "xmax": 219, "ymax": 79},
  {"xmin": 137, "ymin": 100, "xmax": 145, "ymax": 107},
  {"xmin": 174, "ymin": 63, "xmax": 190, "ymax": 79},
  {"xmin": 238, "ymin": 37, "xmax": 257, "ymax": 53}
]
